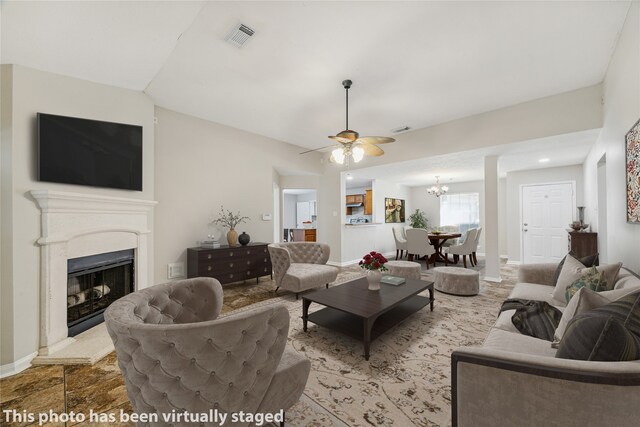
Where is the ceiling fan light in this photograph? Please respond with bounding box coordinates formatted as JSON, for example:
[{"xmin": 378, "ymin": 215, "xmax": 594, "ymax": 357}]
[
  {"xmin": 331, "ymin": 147, "xmax": 345, "ymax": 164},
  {"xmin": 352, "ymin": 146, "xmax": 364, "ymax": 163}
]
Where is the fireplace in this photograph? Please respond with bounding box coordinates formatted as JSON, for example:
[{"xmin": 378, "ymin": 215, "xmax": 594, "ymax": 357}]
[
  {"xmin": 31, "ymin": 190, "xmax": 156, "ymax": 357},
  {"xmin": 67, "ymin": 249, "xmax": 134, "ymax": 336}
]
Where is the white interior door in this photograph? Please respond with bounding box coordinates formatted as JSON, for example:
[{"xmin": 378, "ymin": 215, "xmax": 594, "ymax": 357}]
[{"xmin": 522, "ymin": 183, "xmax": 574, "ymax": 264}]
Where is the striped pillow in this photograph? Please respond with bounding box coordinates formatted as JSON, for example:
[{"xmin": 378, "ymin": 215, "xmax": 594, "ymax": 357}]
[{"xmin": 556, "ymin": 291, "xmax": 640, "ymax": 361}]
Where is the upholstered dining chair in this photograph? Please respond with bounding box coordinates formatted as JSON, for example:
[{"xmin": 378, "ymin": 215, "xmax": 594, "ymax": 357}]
[
  {"xmin": 268, "ymin": 242, "xmax": 338, "ymax": 299},
  {"xmin": 446, "ymin": 228, "xmax": 478, "ymax": 268},
  {"xmin": 438, "ymin": 225, "xmax": 460, "ymax": 248},
  {"xmin": 406, "ymin": 228, "xmax": 436, "ymax": 269},
  {"xmin": 105, "ymin": 277, "xmax": 310, "ymax": 426},
  {"xmin": 472, "ymin": 227, "xmax": 482, "ymax": 265},
  {"xmin": 402, "ymin": 225, "xmax": 412, "ymax": 240},
  {"xmin": 392, "ymin": 227, "xmax": 408, "ymax": 260}
]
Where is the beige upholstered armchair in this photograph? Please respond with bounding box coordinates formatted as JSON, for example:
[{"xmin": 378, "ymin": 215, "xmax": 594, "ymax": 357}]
[
  {"xmin": 268, "ymin": 242, "xmax": 338, "ymax": 299},
  {"xmin": 104, "ymin": 277, "xmax": 310, "ymax": 426}
]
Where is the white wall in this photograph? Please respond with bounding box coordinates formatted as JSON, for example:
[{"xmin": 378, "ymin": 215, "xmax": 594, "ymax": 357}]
[
  {"xmin": 341, "ymin": 179, "xmax": 411, "ymax": 264},
  {"xmin": 153, "ymin": 107, "xmax": 323, "ymax": 282},
  {"xmin": 506, "ymin": 164, "xmax": 584, "ymax": 263},
  {"xmin": 296, "ymin": 191, "xmax": 316, "ymax": 203},
  {"xmin": 0, "ymin": 65, "xmax": 155, "ymax": 370},
  {"xmin": 283, "ymin": 194, "xmax": 297, "ymax": 229},
  {"xmin": 346, "ymin": 186, "xmax": 370, "ymax": 195},
  {"xmin": 583, "ymin": 2, "xmax": 640, "ymax": 271}
]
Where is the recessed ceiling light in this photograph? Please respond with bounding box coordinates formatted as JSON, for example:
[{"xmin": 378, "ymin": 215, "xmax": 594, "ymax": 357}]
[
  {"xmin": 346, "ymin": 174, "xmax": 353, "ymax": 180},
  {"xmin": 539, "ymin": 158, "xmax": 550, "ymax": 163}
]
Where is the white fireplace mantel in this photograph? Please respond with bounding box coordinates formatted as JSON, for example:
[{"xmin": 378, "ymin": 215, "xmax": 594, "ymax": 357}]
[{"xmin": 30, "ymin": 190, "xmax": 157, "ymax": 355}]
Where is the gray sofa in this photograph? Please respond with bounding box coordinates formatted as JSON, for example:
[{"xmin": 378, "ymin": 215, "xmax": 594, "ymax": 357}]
[
  {"xmin": 451, "ymin": 263, "xmax": 640, "ymax": 427},
  {"xmin": 268, "ymin": 242, "xmax": 338, "ymax": 299},
  {"xmin": 105, "ymin": 277, "xmax": 310, "ymax": 426}
]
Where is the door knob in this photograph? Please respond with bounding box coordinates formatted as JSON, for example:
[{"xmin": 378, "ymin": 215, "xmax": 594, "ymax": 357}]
[
  {"xmin": 523, "ymin": 229, "xmax": 528, "ymax": 232},
  {"xmin": 523, "ymin": 223, "xmax": 528, "ymax": 226}
]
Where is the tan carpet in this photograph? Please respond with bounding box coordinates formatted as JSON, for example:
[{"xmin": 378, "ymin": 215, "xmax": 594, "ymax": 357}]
[{"xmin": 225, "ymin": 263, "xmax": 518, "ymax": 426}]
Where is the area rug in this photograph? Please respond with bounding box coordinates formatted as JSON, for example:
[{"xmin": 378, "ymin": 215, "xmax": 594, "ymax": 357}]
[{"xmin": 227, "ymin": 264, "xmax": 518, "ymax": 426}]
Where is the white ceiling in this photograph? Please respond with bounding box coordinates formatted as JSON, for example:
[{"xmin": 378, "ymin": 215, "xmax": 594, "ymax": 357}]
[
  {"xmin": 346, "ymin": 129, "xmax": 600, "ymax": 187},
  {"xmin": 1, "ymin": 1, "xmax": 629, "ymax": 150}
]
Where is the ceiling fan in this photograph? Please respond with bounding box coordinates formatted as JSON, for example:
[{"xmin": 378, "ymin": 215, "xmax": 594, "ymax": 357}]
[{"xmin": 300, "ymin": 79, "xmax": 395, "ymax": 166}]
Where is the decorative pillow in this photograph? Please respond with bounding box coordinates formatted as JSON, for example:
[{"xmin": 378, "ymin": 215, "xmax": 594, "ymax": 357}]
[
  {"xmin": 564, "ymin": 267, "xmax": 605, "ymax": 303},
  {"xmin": 551, "ymin": 255, "xmax": 622, "ymax": 303},
  {"xmin": 552, "ymin": 253, "xmax": 599, "ymax": 285},
  {"xmin": 552, "ymin": 287, "xmax": 610, "ymax": 347},
  {"xmin": 556, "ymin": 291, "xmax": 640, "ymax": 361}
]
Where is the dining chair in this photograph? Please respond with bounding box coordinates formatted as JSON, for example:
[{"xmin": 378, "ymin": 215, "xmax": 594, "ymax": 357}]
[
  {"xmin": 402, "ymin": 225, "xmax": 412, "ymax": 240},
  {"xmin": 445, "ymin": 228, "xmax": 478, "ymax": 268},
  {"xmin": 392, "ymin": 227, "xmax": 408, "ymax": 260},
  {"xmin": 472, "ymin": 227, "xmax": 482, "ymax": 265},
  {"xmin": 406, "ymin": 228, "xmax": 436, "ymax": 269},
  {"xmin": 439, "ymin": 225, "xmax": 460, "ymax": 248}
]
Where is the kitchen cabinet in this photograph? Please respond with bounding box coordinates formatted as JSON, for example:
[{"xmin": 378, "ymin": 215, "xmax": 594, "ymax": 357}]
[
  {"xmin": 346, "ymin": 195, "xmax": 364, "ymax": 204},
  {"xmin": 365, "ymin": 190, "xmax": 372, "ymax": 215},
  {"xmin": 304, "ymin": 229, "xmax": 316, "ymax": 242}
]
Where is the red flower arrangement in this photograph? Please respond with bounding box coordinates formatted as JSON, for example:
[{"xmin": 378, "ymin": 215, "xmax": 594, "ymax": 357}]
[{"xmin": 359, "ymin": 251, "xmax": 389, "ymax": 271}]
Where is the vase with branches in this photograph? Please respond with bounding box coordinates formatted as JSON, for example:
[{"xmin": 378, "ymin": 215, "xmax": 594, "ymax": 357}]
[{"xmin": 210, "ymin": 206, "xmax": 250, "ymax": 246}]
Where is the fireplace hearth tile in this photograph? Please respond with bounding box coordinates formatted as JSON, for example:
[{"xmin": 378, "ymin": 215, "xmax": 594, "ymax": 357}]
[{"xmin": 31, "ymin": 324, "xmax": 113, "ymax": 366}]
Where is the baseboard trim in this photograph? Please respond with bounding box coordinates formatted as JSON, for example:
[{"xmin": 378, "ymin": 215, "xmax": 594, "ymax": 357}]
[
  {"xmin": 0, "ymin": 351, "xmax": 37, "ymax": 378},
  {"xmin": 483, "ymin": 275, "xmax": 503, "ymax": 283}
]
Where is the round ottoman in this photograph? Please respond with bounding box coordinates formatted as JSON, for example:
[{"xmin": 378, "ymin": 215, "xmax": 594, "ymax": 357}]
[
  {"xmin": 385, "ymin": 260, "xmax": 421, "ymax": 280},
  {"xmin": 433, "ymin": 266, "xmax": 479, "ymax": 296}
]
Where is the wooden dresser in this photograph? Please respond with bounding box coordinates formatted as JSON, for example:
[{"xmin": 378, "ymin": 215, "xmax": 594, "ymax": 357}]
[
  {"xmin": 568, "ymin": 231, "xmax": 598, "ymax": 259},
  {"xmin": 187, "ymin": 243, "xmax": 272, "ymax": 285}
]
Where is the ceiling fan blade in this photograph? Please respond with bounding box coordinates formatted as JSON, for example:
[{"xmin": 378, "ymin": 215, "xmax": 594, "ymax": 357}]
[
  {"xmin": 299, "ymin": 144, "xmax": 338, "ymax": 155},
  {"xmin": 329, "ymin": 135, "xmax": 353, "ymax": 144},
  {"xmin": 357, "ymin": 136, "xmax": 395, "ymax": 145},
  {"xmin": 358, "ymin": 143, "xmax": 384, "ymax": 157}
]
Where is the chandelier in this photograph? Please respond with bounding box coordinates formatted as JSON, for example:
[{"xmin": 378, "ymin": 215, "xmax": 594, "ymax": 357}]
[{"xmin": 427, "ymin": 176, "xmax": 448, "ymax": 197}]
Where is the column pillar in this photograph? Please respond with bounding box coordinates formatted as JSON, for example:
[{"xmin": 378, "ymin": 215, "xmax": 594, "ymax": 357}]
[{"xmin": 484, "ymin": 156, "xmax": 501, "ymax": 282}]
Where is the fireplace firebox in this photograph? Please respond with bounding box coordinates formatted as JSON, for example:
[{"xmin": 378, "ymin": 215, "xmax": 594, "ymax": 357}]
[{"xmin": 67, "ymin": 249, "xmax": 134, "ymax": 337}]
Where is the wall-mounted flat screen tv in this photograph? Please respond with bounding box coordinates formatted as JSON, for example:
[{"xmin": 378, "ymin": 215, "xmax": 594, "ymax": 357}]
[{"xmin": 38, "ymin": 113, "xmax": 143, "ymax": 191}]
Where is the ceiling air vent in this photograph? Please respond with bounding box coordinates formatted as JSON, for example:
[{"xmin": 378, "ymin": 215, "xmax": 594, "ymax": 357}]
[
  {"xmin": 391, "ymin": 126, "xmax": 411, "ymax": 134},
  {"xmin": 225, "ymin": 24, "xmax": 255, "ymax": 48}
]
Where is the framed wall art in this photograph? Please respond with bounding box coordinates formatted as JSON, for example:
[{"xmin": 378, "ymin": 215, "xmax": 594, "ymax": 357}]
[
  {"xmin": 626, "ymin": 118, "xmax": 640, "ymax": 223},
  {"xmin": 385, "ymin": 198, "xmax": 405, "ymax": 223}
]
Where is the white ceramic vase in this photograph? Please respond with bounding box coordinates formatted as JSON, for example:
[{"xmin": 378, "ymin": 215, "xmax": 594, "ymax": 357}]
[{"xmin": 367, "ymin": 269, "xmax": 382, "ymax": 291}]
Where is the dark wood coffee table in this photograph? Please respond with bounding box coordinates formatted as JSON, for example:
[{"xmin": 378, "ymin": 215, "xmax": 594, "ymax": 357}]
[{"xmin": 302, "ymin": 277, "xmax": 434, "ymax": 360}]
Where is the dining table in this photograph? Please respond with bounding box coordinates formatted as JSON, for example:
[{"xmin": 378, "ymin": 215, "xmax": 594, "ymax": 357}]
[{"xmin": 427, "ymin": 232, "xmax": 462, "ymax": 264}]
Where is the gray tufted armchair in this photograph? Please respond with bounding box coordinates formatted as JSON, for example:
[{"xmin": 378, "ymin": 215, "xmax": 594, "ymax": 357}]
[
  {"xmin": 268, "ymin": 242, "xmax": 338, "ymax": 299},
  {"xmin": 104, "ymin": 277, "xmax": 310, "ymax": 426}
]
